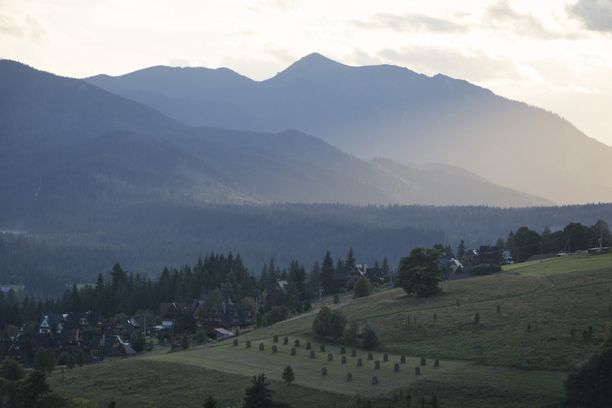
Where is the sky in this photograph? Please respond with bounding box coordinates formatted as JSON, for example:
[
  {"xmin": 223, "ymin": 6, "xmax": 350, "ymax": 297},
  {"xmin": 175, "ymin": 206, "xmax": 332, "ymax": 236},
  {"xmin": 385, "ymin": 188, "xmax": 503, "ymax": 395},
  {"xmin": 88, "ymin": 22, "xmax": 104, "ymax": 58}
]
[{"xmin": 1, "ymin": 0, "xmax": 611, "ymax": 145}]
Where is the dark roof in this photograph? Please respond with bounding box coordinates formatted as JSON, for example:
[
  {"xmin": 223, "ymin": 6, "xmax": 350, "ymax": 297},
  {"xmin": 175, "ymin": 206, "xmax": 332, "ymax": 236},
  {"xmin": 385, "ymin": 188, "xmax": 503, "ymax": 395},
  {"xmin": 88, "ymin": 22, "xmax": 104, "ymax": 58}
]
[{"xmin": 334, "ymin": 267, "xmax": 354, "ymax": 283}]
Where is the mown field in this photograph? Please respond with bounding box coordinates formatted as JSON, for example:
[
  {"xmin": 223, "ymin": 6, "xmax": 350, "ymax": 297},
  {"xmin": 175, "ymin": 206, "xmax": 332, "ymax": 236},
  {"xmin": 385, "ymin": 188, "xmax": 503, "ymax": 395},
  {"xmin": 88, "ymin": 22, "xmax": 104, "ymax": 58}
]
[{"xmin": 51, "ymin": 253, "xmax": 612, "ymax": 408}]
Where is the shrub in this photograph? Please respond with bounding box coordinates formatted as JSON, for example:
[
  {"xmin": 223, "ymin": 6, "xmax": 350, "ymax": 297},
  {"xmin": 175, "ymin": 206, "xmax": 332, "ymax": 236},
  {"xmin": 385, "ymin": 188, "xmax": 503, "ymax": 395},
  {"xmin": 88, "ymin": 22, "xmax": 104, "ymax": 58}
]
[
  {"xmin": 361, "ymin": 327, "xmax": 379, "ymax": 350},
  {"xmin": 282, "ymin": 365, "xmax": 295, "ymax": 386},
  {"xmin": 353, "ymin": 277, "xmax": 373, "ymax": 298},
  {"xmin": 312, "ymin": 307, "xmax": 347, "ymax": 340},
  {"xmin": 181, "ymin": 336, "xmax": 190, "ymax": 349},
  {"xmin": 565, "ymin": 348, "xmax": 612, "ymax": 408},
  {"xmin": 0, "ymin": 358, "xmax": 25, "ymax": 381},
  {"xmin": 321, "ymin": 367, "xmax": 327, "ymax": 376},
  {"xmin": 343, "ymin": 322, "xmax": 359, "ymax": 345},
  {"xmin": 398, "ymin": 248, "xmax": 448, "ymax": 297}
]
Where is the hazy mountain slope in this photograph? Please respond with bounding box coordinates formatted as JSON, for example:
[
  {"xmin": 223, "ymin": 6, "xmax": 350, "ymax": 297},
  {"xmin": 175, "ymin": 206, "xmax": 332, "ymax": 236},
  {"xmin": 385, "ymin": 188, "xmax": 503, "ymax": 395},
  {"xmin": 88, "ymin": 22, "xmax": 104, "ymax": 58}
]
[
  {"xmin": 87, "ymin": 53, "xmax": 612, "ymax": 204},
  {"xmin": 1, "ymin": 59, "xmax": 547, "ymax": 208},
  {"xmin": 373, "ymin": 158, "xmax": 549, "ymax": 207}
]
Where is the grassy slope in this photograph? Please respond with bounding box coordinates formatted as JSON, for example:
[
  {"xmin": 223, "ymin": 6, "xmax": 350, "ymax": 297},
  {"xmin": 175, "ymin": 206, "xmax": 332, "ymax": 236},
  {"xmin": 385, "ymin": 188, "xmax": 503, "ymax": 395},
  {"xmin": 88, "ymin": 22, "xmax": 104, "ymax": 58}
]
[{"xmin": 52, "ymin": 254, "xmax": 612, "ymax": 408}]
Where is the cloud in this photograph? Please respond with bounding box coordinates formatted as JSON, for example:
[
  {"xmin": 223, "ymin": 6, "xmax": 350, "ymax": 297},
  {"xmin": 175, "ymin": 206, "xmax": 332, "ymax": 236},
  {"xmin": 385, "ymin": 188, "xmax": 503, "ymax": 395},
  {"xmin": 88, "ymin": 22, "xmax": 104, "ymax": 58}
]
[
  {"xmin": 0, "ymin": 14, "xmax": 45, "ymax": 39},
  {"xmin": 0, "ymin": 14, "xmax": 24, "ymax": 36},
  {"xmin": 377, "ymin": 46, "xmax": 524, "ymax": 82},
  {"xmin": 353, "ymin": 12, "xmax": 467, "ymax": 33},
  {"xmin": 486, "ymin": 1, "xmax": 568, "ymax": 39},
  {"xmin": 569, "ymin": 0, "xmax": 612, "ymax": 32}
]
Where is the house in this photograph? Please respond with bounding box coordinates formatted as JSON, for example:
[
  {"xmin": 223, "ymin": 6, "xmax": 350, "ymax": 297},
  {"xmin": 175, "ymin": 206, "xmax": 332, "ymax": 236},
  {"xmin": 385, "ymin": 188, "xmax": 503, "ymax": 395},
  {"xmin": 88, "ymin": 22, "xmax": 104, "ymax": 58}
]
[
  {"xmin": 159, "ymin": 302, "xmax": 185, "ymax": 328},
  {"xmin": 364, "ymin": 267, "xmax": 385, "ymax": 286},
  {"xmin": 201, "ymin": 302, "xmax": 254, "ymax": 332},
  {"xmin": 478, "ymin": 246, "xmax": 500, "ymax": 265},
  {"xmin": 39, "ymin": 313, "xmax": 64, "ymax": 335}
]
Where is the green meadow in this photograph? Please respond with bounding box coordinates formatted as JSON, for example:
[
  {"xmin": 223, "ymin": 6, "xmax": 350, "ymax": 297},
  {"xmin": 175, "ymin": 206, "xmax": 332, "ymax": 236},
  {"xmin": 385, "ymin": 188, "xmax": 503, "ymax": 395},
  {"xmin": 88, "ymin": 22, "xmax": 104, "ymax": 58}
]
[{"xmin": 51, "ymin": 253, "xmax": 612, "ymax": 408}]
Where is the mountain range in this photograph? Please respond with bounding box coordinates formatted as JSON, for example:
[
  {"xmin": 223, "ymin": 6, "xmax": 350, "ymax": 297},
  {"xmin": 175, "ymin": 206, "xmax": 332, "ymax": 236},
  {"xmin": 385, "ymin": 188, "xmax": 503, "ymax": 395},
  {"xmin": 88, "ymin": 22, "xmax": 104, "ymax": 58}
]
[
  {"xmin": 0, "ymin": 59, "xmax": 546, "ymax": 209},
  {"xmin": 87, "ymin": 52, "xmax": 612, "ymax": 204}
]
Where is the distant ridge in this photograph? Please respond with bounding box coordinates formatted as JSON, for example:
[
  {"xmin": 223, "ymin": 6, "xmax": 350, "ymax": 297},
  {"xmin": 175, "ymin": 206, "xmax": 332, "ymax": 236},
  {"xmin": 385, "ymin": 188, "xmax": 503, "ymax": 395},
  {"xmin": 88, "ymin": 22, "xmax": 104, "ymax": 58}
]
[{"xmin": 86, "ymin": 53, "xmax": 612, "ymax": 204}]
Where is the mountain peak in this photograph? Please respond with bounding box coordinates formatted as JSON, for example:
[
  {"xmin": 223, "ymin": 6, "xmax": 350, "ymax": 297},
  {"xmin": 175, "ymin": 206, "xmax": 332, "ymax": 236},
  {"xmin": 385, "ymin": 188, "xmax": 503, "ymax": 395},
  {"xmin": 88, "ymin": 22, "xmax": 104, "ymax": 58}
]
[{"xmin": 273, "ymin": 52, "xmax": 347, "ymax": 80}]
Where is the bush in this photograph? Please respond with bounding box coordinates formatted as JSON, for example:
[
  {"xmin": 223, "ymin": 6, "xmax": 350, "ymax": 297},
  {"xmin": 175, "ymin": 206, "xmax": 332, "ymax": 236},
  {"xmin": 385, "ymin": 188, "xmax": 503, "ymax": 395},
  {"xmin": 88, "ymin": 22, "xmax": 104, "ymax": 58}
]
[
  {"xmin": 133, "ymin": 335, "xmax": 146, "ymax": 352},
  {"xmin": 353, "ymin": 277, "xmax": 373, "ymax": 298},
  {"xmin": 180, "ymin": 335, "xmax": 190, "ymax": 350},
  {"xmin": 264, "ymin": 306, "xmax": 290, "ymax": 326},
  {"xmin": 343, "ymin": 322, "xmax": 358, "ymax": 345},
  {"xmin": 196, "ymin": 331, "xmax": 207, "ymax": 344},
  {"xmin": 398, "ymin": 248, "xmax": 447, "ymax": 297},
  {"xmin": 362, "ymin": 327, "xmax": 379, "ymax": 350},
  {"xmin": 282, "ymin": 365, "xmax": 295, "ymax": 386},
  {"xmin": 0, "ymin": 358, "xmax": 25, "ymax": 381},
  {"xmin": 312, "ymin": 306, "xmax": 347, "ymax": 340},
  {"xmin": 565, "ymin": 348, "xmax": 612, "ymax": 408}
]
